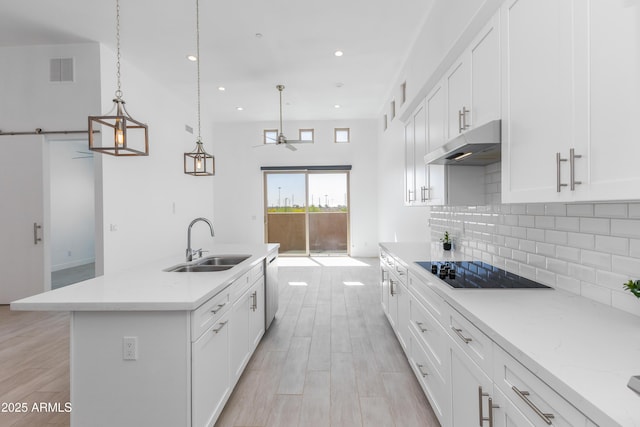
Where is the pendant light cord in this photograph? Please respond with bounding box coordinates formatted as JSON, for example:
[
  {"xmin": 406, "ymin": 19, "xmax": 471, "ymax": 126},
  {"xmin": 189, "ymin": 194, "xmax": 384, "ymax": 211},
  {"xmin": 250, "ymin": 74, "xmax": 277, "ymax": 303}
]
[
  {"xmin": 115, "ymin": 0, "xmax": 122, "ymax": 99},
  {"xmin": 196, "ymin": 0, "xmax": 202, "ymax": 142}
]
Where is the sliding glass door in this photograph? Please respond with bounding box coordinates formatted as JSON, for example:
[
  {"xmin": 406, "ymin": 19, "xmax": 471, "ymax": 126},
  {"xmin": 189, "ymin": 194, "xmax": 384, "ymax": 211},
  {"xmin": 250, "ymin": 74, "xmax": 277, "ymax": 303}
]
[{"xmin": 264, "ymin": 169, "xmax": 350, "ymax": 256}]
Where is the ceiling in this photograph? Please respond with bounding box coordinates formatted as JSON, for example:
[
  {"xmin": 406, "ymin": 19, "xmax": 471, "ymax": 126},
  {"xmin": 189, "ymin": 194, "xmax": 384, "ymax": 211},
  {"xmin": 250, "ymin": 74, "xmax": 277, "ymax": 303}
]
[{"xmin": 0, "ymin": 0, "xmax": 434, "ymax": 122}]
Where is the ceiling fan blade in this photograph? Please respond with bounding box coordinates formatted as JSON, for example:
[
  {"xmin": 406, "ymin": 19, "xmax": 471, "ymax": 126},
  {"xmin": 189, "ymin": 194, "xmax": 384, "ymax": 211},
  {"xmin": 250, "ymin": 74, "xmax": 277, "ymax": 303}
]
[
  {"xmin": 285, "ymin": 140, "xmax": 312, "ymax": 144},
  {"xmin": 285, "ymin": 143, "xmax": 297, "ymax": 151}
]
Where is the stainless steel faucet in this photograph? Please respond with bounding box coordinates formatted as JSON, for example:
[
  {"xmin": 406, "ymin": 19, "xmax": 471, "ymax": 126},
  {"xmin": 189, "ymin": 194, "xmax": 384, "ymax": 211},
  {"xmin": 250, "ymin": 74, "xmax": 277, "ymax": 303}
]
[{"xmin": 186, "ymin": 217, "xmax": 215, "ymax": 261}]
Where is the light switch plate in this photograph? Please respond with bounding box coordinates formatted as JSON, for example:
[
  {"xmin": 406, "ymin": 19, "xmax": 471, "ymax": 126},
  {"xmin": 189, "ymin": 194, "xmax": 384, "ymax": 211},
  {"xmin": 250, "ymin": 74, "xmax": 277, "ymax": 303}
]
[{"xmin": 628, "ymin": 375, "xmax": 640, "ymax": 394}]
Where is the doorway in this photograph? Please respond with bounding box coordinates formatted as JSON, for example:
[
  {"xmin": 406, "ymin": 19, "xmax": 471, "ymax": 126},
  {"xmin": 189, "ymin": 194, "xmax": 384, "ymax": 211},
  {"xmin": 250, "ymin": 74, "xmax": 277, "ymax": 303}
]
[{"xmin": 264, "ymin": 168, "xmax": 350, "ymax": 256}]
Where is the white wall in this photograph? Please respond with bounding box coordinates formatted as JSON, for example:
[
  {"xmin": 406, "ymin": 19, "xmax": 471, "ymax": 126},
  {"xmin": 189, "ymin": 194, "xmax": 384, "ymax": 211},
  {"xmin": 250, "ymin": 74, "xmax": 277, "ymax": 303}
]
[
  {"xmin": 211, "ymin": 119, "xmax": 379, "ymax": 257},
  {"xmin": 97, "ymin": 45, "xmax": 215, "ymax": 274},
  {"xmin": 50, "ymin": 140, "xmax": 95, "ymax": 271}
]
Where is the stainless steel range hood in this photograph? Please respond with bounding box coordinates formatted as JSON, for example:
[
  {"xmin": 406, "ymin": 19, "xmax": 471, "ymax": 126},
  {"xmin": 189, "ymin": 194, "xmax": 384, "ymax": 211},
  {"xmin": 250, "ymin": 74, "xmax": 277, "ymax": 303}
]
[{"xmin": 424, "ymin": 119, "xmax": 501, "ymax": 166}]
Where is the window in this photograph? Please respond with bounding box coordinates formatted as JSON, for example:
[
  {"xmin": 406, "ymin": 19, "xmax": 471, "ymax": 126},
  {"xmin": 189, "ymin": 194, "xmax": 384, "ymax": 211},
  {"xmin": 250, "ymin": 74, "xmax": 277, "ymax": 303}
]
[
  {"xmin": 383, "ymin": 115, "xmax": 388, "ymax": 131},
  {"xmin": 390, "ymin": 100, "xmax": 396, "ymax": 120},
  {"xmin": 334, "ymin": 128, "xmax": 350, "ymax": 143},
  {"xmin": 264, "ymin": 129, "xmax": 278, "ymax": 144},
  {"xmin": 401, "ymin": 81, "xmax": 407, "ymax": 105},
  {"xmin": 299, "ymin": 129, "xmax": 314, "ymax": 142}
]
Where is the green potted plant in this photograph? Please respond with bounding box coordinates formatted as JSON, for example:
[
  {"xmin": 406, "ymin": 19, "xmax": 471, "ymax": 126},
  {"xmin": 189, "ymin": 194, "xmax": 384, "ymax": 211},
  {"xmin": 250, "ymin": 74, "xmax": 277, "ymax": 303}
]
[
  {"xmin": 441, "ymin": 231, "xmax": 452, "ymax": 251},
  {"xmin": 623, "ymin": 279, "xmax": 640, "ymax": 298}
]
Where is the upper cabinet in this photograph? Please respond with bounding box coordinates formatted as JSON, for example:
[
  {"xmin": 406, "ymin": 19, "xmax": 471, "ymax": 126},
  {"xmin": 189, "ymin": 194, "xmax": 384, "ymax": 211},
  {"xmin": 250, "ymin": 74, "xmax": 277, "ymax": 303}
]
[{"xmin": 502, "ymin": 0, "xmax": 640, "ymax": 203}]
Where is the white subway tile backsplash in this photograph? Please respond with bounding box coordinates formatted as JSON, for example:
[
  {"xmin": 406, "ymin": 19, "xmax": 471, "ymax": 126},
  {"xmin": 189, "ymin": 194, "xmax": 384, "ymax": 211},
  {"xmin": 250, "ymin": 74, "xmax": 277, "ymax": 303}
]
[
  {"xmin": 611, "ymin": 219, "xmax": 640, "ymax": 239},
  {"xmin": 594, "ymin": 203, "xmax": 628, "ymax": 218},
  {"xmin": 567, "ymin": 232, "xmax": 595, "ymax": 250},
  {"xmin": 566, "ymin": 204, "xmax": 594, "ymax": 217},
  {"xmin": 579, "ymin": 217, "xmax": 610, "ymax": 235},
  {"xmin": 595, "ymin": 235, "xmax": 628, "ymax": 256},
  {"xmin": 580, "ymin": 250, "xmax": 611, "ymax": 270},
  {"xmin": 580, "ymin": 282, "xmax": 612, "ymax": 306},
  {"xmin": 430, "ymin": 197, "xmax": 640, "ymax": 316}
]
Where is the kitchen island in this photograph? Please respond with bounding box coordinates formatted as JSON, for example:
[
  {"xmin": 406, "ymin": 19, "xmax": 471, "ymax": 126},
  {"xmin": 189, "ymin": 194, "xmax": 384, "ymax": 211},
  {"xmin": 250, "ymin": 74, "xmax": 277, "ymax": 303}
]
[
  {"xmin": 380, "ymin": 242, "xmax": 640, "ymax": 427},
  {"xmin": 11, "ymin": 243, "xmax": 279, "ymax": 427}
]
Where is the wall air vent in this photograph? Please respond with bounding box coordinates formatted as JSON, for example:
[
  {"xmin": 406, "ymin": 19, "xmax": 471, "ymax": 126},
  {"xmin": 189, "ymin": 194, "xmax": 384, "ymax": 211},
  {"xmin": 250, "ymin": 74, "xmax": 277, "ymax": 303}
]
[{"xmin": 50, "ymin": 58, "xmax": 74, "ymax": 82}]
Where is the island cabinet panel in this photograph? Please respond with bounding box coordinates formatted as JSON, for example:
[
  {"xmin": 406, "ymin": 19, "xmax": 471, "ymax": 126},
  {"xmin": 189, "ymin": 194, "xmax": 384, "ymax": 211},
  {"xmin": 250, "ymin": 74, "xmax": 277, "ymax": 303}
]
[{"xmin": 70, "ymin": 311, "xmax": 191, "ymax": 427}]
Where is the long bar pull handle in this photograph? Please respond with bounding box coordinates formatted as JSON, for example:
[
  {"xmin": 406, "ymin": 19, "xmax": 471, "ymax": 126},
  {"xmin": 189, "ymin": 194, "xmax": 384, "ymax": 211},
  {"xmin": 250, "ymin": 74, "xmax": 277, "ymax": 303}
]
[
  {"xmin": 556, "ymin": 152, "xmax": 568, "ymax": 192},
  {"xmin": 415, "ymin": 363, "xmax": 428, "ymax": 378},
  {"xmin": 461, "ymin": 106, "xmax": 470, "ymax": 132},
  {"xmin": 488, "ymin": 397, "xmax": 498, "ymax": 427},
  {"xmin": 479, "ymin": 387, "xmax": 499, "ymax": 427},
  {"xmin": 452, "ymin": 326, "xmax": 472, "ymax": 344},
  {"xmin": 390, "ymin": 280, "xmax": 396, "ymax": 296},
  {"xmin": 420, "ymin": 186, "xmax": 431, "ymax": 202},
  {"xmin": 33, "ymin": 222, "xmax": 42, "ymax": 245},
  {"xmin": 570, "ymin": 148, "xmax": 582, "ymax": 191},
  {"xmin": 407, "ymin": 190, "xmax": 415, "ymax": 203},
  {"xmin": 415, "ymin": 321, "xmax": 428, "ymax": 333},
  {"xmin": 211, "ymin": 302, "xmax": 227, "ymax": 314},
  {"xmin": 212, "ymin": 321, "xmax": 228, "ymax": 334},
  {"xmin": 458, "ymin": 109, "xmax": 463, "ymax": 133},
  {"xmin": 512, "ymin": 386, "xmax": 554, "ymax": 425}
]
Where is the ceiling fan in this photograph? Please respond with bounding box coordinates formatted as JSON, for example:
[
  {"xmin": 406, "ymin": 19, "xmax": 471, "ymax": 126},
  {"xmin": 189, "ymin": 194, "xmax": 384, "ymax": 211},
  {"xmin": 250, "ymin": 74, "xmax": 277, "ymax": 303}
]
[{"xmin": 265, "ymin": 84, "xmax": 311, "ymax": 151}]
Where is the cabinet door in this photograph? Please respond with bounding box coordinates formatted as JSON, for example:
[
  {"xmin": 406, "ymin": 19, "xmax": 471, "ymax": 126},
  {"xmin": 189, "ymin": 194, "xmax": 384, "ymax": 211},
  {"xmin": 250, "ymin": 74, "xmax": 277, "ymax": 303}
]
[
  {"xmin": 426, "ymin": 84, "xmax": 447, "ymax": 205},
  {"xmin": 192, "ymin": 313, "xmax": 230, "ymax": 427},
  {"xmin": 470, "ymin": 13, "xmax": 501, "ymax": 127},
  {"xmin": 450, "ymin": 343, "xmax": 494, "ymax": 427},
  {"xmin": 229, "ymin": 288, "xmax": 251, "ymax": 382},
  {"xmin": 380, "ymin": 262, "xmax": 390, "ymax": 315},
  {"xmin": 446, "ymin": 57, "xmax": 472, "ymax": 139},
  {"xmin": 249, "ymin": 278, "xmax": 265, "ymax": 351},
  {"xmin": 404, "ymin": 120, "xmax": 416, "ymax": 205},
  {"xmin": 396, "ymin": 280, "xmax": 410, "ymax": 352},
  {"xmin": 501, "ymin": 0, "xmax": 581, "ymax": 203},
  {"xmin": 586, "ymin": 0, "xmax": 640, "ymax": 201},
  {"xmin": 388, "ymin": 274, "xmax": 399, "ymax": 329},
  {"xmin": 413, "ymin": 102, "xmax": 429, "ymax": 205}
]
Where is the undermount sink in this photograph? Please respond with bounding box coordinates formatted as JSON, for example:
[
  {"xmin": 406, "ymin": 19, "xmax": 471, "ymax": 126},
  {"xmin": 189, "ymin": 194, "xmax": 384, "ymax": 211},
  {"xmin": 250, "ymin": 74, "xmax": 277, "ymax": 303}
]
[{"xmin": 164, "ymin": 254, "xmax": 251, "ymax": 273}]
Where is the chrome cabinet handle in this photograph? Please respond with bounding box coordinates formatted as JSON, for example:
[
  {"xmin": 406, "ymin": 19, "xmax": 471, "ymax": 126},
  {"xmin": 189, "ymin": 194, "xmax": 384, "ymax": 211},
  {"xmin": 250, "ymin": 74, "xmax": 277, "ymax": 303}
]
[
  {"xmin": 420, "ymin": 186, "xmax": 430, "ymax": 202},
  {"xmin": 451, "ymin": 326, "xmax": 472, "ymax": 344},
  {"xmin": 250, "ymin": 291, "xmax": 258, "ymax": 311},
  {"xmin": 33, "ymin": 222, "xmax": 42, "ymax": 245},
  {"xmin": 479, "ymin": 387, "xmax": 499, "ymax": 427},
  {"xmin": 458, "ymin": 107, "xmax": 470, "ymax": 133},
  {"xmin": 407, "ymin": 190, "xmax": 415, "ymax": 202},
  {"xmin": 415, "ymin": 321, "xmax": 428, "ymax": 333},
  {"xmin": 211, "ymin": 302, "xmax": 227, "ymax": 315},
  {"xmin": 570, "ymin": 148, "xmax": 582, "ymax": 191},
  {"xmin": 556, "ymin": 152, "xmax": 568, "ymax": 192},
  {"xmin": 212, "ymin": 321, "xmax": 228, "ymax": 334},
  {"xmin": 390, "ymin": 280, "xmax": 396, "ymax": 296},
  {"xmin": 512, "ymin": 386, "xmax": 554, "ymax": 425},
  {"xmin": 416, "ymin": 363, "xmax": 428, "ymax": 378}
]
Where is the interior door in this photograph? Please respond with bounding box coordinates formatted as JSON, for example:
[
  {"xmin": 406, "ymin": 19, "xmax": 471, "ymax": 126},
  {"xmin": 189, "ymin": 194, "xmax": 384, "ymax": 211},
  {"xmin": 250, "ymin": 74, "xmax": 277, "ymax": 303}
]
[{"xmin": 0, "ymin": 135, "xmax": 49, "ymax": 303}]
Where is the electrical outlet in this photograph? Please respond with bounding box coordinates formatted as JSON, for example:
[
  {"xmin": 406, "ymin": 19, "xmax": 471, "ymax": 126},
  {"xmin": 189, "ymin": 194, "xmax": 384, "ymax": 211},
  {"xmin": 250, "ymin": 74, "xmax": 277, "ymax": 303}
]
[{"xmin": 123, "ymin": 336, "xmax": 138, "ymax": 360}]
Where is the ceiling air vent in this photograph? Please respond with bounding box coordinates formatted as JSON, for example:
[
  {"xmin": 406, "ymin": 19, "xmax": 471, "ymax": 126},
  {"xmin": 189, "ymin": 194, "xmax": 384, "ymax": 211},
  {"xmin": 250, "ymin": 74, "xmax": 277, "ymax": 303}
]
[{"xmin": 50, "ymin": 58, "xmax": 74, "ymax": 82}]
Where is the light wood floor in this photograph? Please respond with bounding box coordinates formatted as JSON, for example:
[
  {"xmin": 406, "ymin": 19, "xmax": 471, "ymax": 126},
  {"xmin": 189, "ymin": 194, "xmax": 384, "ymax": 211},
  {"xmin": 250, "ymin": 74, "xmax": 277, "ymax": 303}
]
[
  {"xmin": 215, "ymin": 257, "xmax": 439, "ymax": 427},
  {"xmin": 0, "ymin": 257, "xmax": 439, "ymax": 427},
  {"xmin": 0, "ymin": 307, "xmax": 70, "ymax": 427}
]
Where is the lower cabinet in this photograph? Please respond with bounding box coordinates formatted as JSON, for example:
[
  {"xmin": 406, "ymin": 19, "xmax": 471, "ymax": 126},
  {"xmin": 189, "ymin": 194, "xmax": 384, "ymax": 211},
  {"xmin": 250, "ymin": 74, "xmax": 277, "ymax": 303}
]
[
  {"xmin": 379, "ymin": 251, "xmax": 597, "ymax": 427},
  {"xmin": 192, "ymin": 311, "xmax": 230, "ymax": 427},
  {"xmin": 248, "ymin": 278, "xmax": 265, "ymax": 351}
]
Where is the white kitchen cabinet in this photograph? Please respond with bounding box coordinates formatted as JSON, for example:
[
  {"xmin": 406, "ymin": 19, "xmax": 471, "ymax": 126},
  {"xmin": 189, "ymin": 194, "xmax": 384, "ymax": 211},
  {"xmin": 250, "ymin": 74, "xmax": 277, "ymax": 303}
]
[
  {"xmin": 413, "ymin": 101, "xmax": 429, "ymax": 204},
  {"xmin": 404, "ymin": 116, "xmax": 416, "ymax": 205},
  {"xmin": 470, "ymin": 13, "xmax": 501, "ymax": 128},
  {"xmin": 446, "ymin": 57, "xmax": 472, "ymax": 139},
  {"xmin": 229, "ymin": 286, "xmax": 252, "ymax": 382},
  {"xmin": 248, "ymin": 277, "xmax": 265, "ymax": 351},
  {"xmin": 192, "ymin": 311, "xmax": 230, "ymax": 427},
  {"xmin": 493, "ymin": 387, "xmax": 536, "ymax": 427},
  {"xmin": 584, "ymin": 0, "xmax": 640, "ymax": 201},
  {"xmin": 501, "ymin": 0, "xmax": 583, "ymax": 204},
  {"xmin": 396, "ymin": 278, "xmax": 410, "ymax": 351},
  {"xmin": 380, "ymin": 257, "xmax": 390, "ymax": 315},
  {"xmin": 425, "ymin": 84, "xmax": 447, "ymax": 205}
]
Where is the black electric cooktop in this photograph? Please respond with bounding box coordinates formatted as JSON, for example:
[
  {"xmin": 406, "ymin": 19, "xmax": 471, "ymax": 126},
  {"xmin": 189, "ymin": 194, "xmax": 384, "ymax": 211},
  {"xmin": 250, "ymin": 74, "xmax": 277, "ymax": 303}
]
[{"xmin": 415, "ymin": 261, "xmax": 552, "ymax": 289}]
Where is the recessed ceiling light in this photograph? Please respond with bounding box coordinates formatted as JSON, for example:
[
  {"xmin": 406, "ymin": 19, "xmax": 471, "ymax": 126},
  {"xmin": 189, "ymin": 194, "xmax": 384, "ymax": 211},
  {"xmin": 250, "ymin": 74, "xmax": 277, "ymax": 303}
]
[
  {"xmin": 335, "ymin": 82, "xmax": 344, "ymax": 88},
  {"xmin": 255, "ymin": 33, "xmax": 263, "ymax": 38},
  {"xmin": 217, "ymin": 86, "xmax": 226, "ymax": 91},
  {"xmin": 334, "ymin": 104, "xmax": 341, "ymax": 109},
  {"xmin": 236, "ymin": 106, "xmax": 244, "ymax": 111},
  {"xmin": 186, "ymin": 55, "xmax": 197, "ymax": 62},
  {"xmin": 334, "ymin": 50, "xmax": 344, "ymax": 57}
]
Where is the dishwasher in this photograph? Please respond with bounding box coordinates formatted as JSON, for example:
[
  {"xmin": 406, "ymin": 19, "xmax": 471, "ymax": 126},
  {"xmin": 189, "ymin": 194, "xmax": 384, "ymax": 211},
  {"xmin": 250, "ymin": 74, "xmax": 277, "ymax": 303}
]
[{"xmin": 265, "ymin": 254, "xmax": 279, "ymax": 329}]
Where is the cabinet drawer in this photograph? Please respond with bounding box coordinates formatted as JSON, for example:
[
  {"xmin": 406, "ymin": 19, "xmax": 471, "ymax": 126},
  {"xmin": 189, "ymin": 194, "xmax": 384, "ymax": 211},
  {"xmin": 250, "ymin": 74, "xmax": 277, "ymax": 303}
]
[
  {"xmin": 408, "ymin": 273, "xmax": 446, "ymax": 324},
  {"xmin": 446, "ymin": 304, "xmax": 493, "ymax": 376},
  {"xmin": 191, "ymin": 289, "xmax": 231, "ymax": 340},
  {"xmin": 250, "ymin": 260, "xmax": 264, "ymax": 283},
  {"xmin": 494, "ymin": 346, "xmax": 591, "ymax": 427},
  {"xmin": 409, "ymin": 296, "xmax": 448, "ymax": 377},
  {"xmin": 409, "ymin": 328, "xmax": 449, "ymax": 426},
  {"xmin": 230, "ymin": 270, "xmax": 252, "ymax": 302}
]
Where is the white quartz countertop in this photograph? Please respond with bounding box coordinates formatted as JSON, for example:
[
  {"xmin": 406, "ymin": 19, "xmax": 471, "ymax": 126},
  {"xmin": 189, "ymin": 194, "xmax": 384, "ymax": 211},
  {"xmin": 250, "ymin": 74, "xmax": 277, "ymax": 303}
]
[
  {"xmin": 11, "ymin": 243, "xmax": 279, "ymax": 312},
  {"xmin": 380, "ymin": 242, "xmax": 640, "ymax": 427}
]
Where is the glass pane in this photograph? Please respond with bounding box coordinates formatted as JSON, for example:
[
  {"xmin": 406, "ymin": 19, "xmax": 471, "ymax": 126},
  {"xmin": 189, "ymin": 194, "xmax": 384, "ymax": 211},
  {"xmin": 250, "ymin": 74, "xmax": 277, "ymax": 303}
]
[
  {"xmin": 264, "ymin": 130, "xmax": 278, "ymax": 144},
  {"xmin": 335, "ymin": 128, "xmax": 350, "ymax": 143},
  {"xmin": 299, "ymin": 129, "xmax": 314, "ymax": 141},
  {"xmin": 308, "ymin": 173, "xmax": 348, "ymax": 255},
  {"xmin": 265, "ymin": 173, "xmax": 306, "ymax": 254}
]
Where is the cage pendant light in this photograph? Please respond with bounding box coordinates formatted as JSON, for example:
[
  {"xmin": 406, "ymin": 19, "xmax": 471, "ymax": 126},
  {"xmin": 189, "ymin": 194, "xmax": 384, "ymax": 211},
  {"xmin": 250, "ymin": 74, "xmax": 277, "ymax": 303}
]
[
  {"xmin": 184, "ymin": 0, "xmax": 214, "ymax": 176},
  {"xmin": 88, "ymin": 0, "xmax": 149, "ymax": 156}
]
